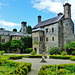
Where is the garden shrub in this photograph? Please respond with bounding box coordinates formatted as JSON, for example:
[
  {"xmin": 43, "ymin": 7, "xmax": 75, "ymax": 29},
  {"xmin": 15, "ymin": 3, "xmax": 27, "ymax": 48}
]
[
  {"xmin": 25, "ymin": 48, "xmax": 33, "ymax": 53},
  {"xmin": 30, "ymin": 51, "xmax": 36, "ymax": 55},
  {"xmin": 38, "ymin": 63, "xmax": 75, "ymax": 75},
  {"xmin": 72, "ymin": 51, "xmax": 75, "ymax": 55},
  {"xmin": 61, "ymin": 52, "xmax": 67, "ymax": 56},
  {"xmin": 0, "ymin": 51, "xmax": 5, "ymax": 55},
  {"xmin": 48, "ymin": 47, "xmax": 61, "ymax": 55}
]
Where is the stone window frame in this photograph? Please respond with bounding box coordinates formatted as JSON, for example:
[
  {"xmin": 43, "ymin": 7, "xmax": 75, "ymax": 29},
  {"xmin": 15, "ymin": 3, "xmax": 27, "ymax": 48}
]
[
  {"xmin": 34, "ymin": 37, "xmax": 38, "ymax": 41},
  {"xmin": 46, "ymin": 37, "xmax": 48, "ymax": 41},
  {"xmin": 46, "ymin": 28, "xmax": 48, "ymax": 33},
  {"xmin": 52, "ymin": 37, "xmax": 54, "ymax": 41},
  {"xmin": 52, "ymin": 28, "xmax": 54, "ymax": 33}
]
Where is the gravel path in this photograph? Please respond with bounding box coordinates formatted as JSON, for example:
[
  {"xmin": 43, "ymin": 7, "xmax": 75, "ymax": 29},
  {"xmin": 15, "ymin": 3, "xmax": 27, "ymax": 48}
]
[{"xmin": 14, "ymin": 58, "xmax": 75, "ymax": 75}]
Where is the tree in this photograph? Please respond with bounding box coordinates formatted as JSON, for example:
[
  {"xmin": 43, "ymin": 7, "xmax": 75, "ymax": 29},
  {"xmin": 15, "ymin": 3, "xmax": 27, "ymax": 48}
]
[
  {"xmin": 48, "ymin": 46, "xmax": 61, "ymax": 55},
  {"xmin": 26, "ymin": 26, "xmax": 32, "ymax": 34},
  {"xmin": 65, "ymin": 41, "xmax": 75, "ymax": 55},
  {"xmin": 65, "ymin": 41, "xmax": 75, "ymax": 50},
  {"xmin": 10, "ymin": 40, "xmax": 23, "ymax": 52},
  {"xmin": 13, "ymin": 28, "xmax": 17, "ymax": 32},
  {"xmin": 21, "ymin": 36, "xmax": 32, "ymax": 50},
  {"xmin": 0, "ymin": 35, "xmax": 1, "ymax": 42}
]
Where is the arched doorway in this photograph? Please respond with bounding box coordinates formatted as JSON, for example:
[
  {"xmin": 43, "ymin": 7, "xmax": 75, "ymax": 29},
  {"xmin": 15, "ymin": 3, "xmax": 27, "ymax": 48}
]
[{"xmin": 34, "ymin": 48, "xmax": 37, "ymax": 53}]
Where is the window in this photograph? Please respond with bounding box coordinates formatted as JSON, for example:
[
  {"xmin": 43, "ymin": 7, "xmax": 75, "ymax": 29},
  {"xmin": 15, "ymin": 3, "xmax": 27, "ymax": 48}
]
[
  {"xmin": 2, "ymin": 39, "xmax": 5, "ymax": 43},
  {"xmin": 52, "ymin": 28, "xmax": 54, "ymax": 33},
  {"xmin": 46, "ymin": 37, "xmax": 48, "ymax": 41},
  {"xmin": 52, "ymin": 37, "xmax": 54, "ymax": 41},
  {"xmin": 40, "ymin": 36, "xmax": 43, "ymax": 42},
  {"xmin": 34, "ymin": 37, "xmax": 38, "ymax": 41},
  {"xmin": 46, "ymin": 28, "xmax": 48, "ymax": 33}
]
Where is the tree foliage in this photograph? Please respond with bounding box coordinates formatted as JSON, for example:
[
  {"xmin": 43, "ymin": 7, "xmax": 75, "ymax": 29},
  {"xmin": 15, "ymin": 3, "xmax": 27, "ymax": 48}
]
[
  {"xmin": 65, "ymin": 41, "xmax": 75, "ymax": 55},
  {"xmin": 48, "ymin": 46, "xmax": 61, "ymax": 55},
  {"xmin": 65, "ymin": 41, "xmax": 75, "ymax": 50},
  {"xmin": 10, "ymin": 40, "xmax": 23, "ymax": 50},
  {"xmin": 21, "ymin": 36, "xmax": 32, "ymax": 50},
  {"xmin": 13, "ymin": 28, "xmax": 17, "ymax": 32},
  {"xmin": 26, "ymin": 26, "xmax": 32, "ymax": 34},
  {"xmin": 0, "ymin": 35, "xmax": 1, "ymax": 42},
  {"xmin": 0, "ymin": 39, "xmax": 23, "ymax": 52}
]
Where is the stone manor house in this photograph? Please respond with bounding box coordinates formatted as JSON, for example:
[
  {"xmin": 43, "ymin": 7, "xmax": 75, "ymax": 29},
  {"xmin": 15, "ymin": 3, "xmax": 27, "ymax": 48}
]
[
  {"xmin": 32, "ymin": 3, "xmax": 75, "ymax": 54},
  {"xmin": 0, "ymin": 21, "xmax": 29, "ymax": 43}
]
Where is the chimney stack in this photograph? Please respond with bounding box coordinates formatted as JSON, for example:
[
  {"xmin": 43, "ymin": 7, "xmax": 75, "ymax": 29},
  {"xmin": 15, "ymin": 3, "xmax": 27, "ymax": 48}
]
[
  {"xmin": 21, "ymin": 21, "xmax": 27, "ymax": 33},
  {"xmin": 38, "ymin": 15, "xmax": 41, "ymax": 23},
  {"xmin": 63, "ymin": 3, "xmax": 71, "ymax": 19}
]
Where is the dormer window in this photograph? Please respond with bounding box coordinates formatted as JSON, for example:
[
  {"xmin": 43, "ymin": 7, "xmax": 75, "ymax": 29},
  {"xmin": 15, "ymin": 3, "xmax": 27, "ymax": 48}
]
[{"xmin": 46, "ymin": 28, "xmax": 48, "ymax": 33}]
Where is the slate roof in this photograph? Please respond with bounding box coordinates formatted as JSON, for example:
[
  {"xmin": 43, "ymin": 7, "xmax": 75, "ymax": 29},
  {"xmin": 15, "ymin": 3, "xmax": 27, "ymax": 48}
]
[{"xmin": 33, "ymin": 15, "xmax": 63, "ymax": 29}]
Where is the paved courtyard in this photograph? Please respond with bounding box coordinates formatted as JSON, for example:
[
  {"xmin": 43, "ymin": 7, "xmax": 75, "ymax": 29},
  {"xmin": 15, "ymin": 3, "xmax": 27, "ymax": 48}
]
[{"xmin": 14, "ymin": 58, "xmax": 75, "ymax": 75}]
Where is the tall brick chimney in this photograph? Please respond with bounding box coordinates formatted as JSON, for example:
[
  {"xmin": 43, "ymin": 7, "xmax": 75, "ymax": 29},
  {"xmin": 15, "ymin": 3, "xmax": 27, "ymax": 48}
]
[
  {"xmin": 38, "ymin": 15, "xmax": 41, "ymax": 23},
  {"xmin": 63, "ymin": 3, "xmax": 71, "ymax": 19}
]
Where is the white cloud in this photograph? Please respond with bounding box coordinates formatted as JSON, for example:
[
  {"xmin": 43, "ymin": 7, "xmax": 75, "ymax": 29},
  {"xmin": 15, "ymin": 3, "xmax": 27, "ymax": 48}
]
[
  {"xmin": 32, "ymin": 0, "xmax": 75, "ymax": 21},
  {"xmin": 0, "ymin": 20, "xmax": 20, "ymax": 27},
  {"xmin": 0, "ymin": 3, "xmax": 3, "ymax": 8}
]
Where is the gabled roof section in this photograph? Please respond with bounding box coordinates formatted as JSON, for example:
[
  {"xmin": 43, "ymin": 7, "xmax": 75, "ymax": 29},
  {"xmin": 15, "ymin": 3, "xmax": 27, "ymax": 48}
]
[{"xmin": 33, "ymin": 15, "xmax": 63, "ymax": 29}]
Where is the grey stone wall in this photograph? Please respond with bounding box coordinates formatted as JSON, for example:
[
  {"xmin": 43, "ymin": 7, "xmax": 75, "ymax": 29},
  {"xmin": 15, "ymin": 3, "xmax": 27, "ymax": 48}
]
[
  {"xmin": 58, "ymin": 19, "xmax": 64, "ymax": 49},
  {"xmin": 43, "ymin": 23, "xmax": 59, "ymax": 50},
  {"xmin": 1, "ymin": 35, "xmax": 10, "ymax": 43},
  {"xmin": 63, "ymin": 18, "xmax": 74, "ymax": 45}
]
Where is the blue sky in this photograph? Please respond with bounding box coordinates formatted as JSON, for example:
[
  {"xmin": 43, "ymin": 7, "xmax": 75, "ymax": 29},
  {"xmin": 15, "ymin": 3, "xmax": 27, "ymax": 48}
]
[{"xmin": 0, "ymin": 0, "xmax": 75, "ymax": 32}]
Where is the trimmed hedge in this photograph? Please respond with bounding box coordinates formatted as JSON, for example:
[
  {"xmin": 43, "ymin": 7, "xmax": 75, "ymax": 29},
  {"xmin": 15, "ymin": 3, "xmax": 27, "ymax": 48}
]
[
  {"xmin": 5, "ymin": 55, "xmax": 47, "ymax": 59},
  {"xmin": 0, "ymin": 60, "xmax": 31, "ymax": 75},
  {"xmin": 70, "ymin": 56, "xmax": 75, "ymax": 61},
  {"xmin": 49, "ymin": 55, "xmax": 71, "ymax": 59},
  {"xmin": 38, "ymin": 63, "xmax": 75, "ymax": 75}
]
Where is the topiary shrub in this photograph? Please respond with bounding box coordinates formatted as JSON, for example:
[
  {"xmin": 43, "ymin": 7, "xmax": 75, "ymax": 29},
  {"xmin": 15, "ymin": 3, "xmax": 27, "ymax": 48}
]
[
  {"xmin": 30, "ymin": 51, "xmax": 36, "ymax": 55},
  {"xmin": 48, "ymin": 47, "xmax": 61, "ymax": 55},
  {"xmin": 61, "ymin": 52, "xmax": 67, "ymax": 56}
]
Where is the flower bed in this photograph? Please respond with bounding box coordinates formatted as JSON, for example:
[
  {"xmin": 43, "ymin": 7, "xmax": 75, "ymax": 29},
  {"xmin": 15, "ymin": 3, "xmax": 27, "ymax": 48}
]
[{"xmin": 38, "ymin": 63, "xmax": 75, "ymax": 75}]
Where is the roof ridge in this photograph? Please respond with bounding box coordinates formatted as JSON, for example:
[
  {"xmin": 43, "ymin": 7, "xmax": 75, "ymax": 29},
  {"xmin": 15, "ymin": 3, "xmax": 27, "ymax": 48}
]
[
  {"xmin": 33, "ymin": 15, "xmax": 63, "ymax": 29},
  {"xmin": 39, "ymin": 15, "xmax": 63, "ymax": 24}
]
